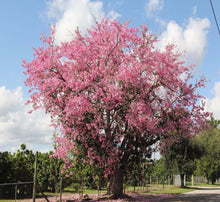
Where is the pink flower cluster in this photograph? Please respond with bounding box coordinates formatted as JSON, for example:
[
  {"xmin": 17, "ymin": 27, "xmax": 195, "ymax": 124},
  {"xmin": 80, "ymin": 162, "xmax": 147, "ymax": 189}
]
[{"xmin": 23, "ymin": 18, "xmax": 210, "ymax": 176}]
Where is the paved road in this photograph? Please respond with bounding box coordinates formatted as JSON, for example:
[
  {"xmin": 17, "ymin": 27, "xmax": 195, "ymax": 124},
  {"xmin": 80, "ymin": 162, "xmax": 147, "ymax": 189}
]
[{"xmin": 162, "ymin": 187, "xmax": 220, "ymax": 202}]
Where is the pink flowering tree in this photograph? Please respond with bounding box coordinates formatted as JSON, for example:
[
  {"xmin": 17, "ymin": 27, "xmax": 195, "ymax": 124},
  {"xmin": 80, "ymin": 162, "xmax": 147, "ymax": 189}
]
[{"xmin": 23, "ymin": 18, "xmax": 209, "ymax": 197}]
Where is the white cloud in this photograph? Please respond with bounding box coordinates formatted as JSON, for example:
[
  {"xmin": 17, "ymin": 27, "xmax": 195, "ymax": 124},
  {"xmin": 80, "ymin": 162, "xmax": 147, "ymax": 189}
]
[
  {"xmin": 155, "ymin": 17, "xmax": 166, "ymax": 27},
  {"xmin": 0, "ymin": 86, "xmax": 54, "ymax": 152},
  {"xmin": 46, "ymin": 0, "xmax": 104, "ymax": 43},
  {"xmin": 157, "ymin": 17, "xmax": 210, "ymax": 65},
  {"xmin": 145, "ymin": 0, "xmax": 164, "ymax": 18},
  {"xmin": 46, "ymin": 0, "xmax": 120, "ymax": 43},
  {"xmin": 145, "ymin": 1, "xmax": 210, "ymax": 64},
  {"xmin": 205, "ymin": 82, "xmax": 220, "ymax": 119},
  {"xmin": 107, "ymin": 10, "xmax": 121, "ymax": 19}
]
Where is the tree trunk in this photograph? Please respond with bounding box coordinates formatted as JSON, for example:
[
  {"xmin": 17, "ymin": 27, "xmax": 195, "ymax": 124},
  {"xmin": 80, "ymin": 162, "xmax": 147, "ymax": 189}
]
[
  {"xmin": 206, "ymin": 174, "xmax": 209, "ymax": 184},
  {"xmin": 180, "ymin": 174, "xmax": 185, "ymax": 188},
  {"xmin": 80, "ymin": 174, "xmax": 84, "ymax": 201},
  {"xmin": 107, "ymin": 168, "xmax": 123, "ymax": 198}
]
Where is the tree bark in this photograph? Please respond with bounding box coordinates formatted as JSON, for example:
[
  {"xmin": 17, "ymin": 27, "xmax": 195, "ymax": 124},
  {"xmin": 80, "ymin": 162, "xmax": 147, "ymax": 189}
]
[
  {"xmin": 206, "ymin": 174, "xmax": 209, "ymax": 184},
  {"xmin": 180, "ymin": 174, "xmax": 185, "ymax": 188},
  {"xmin": 107, "ymin": 168, "xmax": 123, "ymax": 198}
]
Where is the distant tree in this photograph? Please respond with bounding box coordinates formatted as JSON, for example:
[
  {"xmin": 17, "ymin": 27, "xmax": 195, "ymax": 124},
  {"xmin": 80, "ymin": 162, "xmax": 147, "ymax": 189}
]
[
  {"xmin": 11, "ymin": 144, "xmax": 35, "ymax": 181},
  {"xmin": 8, "ymin": 144, "xmax": 35, "ymax": 198},
  {"xmin": 126, "ymin": 149, "xmax": 152, "ymax": 190},
  {"xmin": 162, "ymin": 136, "xmax": 204, "ymax": 187},
  {"xmin": 152, "ymin": 158, "xmax": 172, "ymax": 183},
  {"xmin": 37, "ymin": 152, "xmax": 51, "ymax": 191},
  {"xmin": 0, "ymin": 145, "xmax": 35, "ymax": 198},
  {"xmin": 37, "ymin": 151, "xmax": 72, "ymax": 192},
  {"xmin": 0, "ymin": 151, "xmax": 13, "ymax": 181},
  {"xmin": 209, "ymin": 118, "xmax": 220, "ymax": 128},
  {"xmin": 0, "ymin": 152, "xmax": 14, "ymax": 198},
  {"xmin": 195, "ymin": 125, "xmax": 220, "ymax": 184}
]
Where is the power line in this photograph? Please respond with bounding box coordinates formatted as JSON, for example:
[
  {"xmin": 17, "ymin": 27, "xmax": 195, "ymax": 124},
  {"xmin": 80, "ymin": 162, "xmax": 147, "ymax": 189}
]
[{"xmin": 209, "ymin": 0, "xmax": 220, "ymax": 35}]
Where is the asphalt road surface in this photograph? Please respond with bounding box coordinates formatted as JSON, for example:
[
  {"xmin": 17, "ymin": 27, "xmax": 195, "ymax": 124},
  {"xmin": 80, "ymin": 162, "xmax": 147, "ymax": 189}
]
[{"xmin": 162, "ymin": 186, "xmax": 220, "ymax": 202}]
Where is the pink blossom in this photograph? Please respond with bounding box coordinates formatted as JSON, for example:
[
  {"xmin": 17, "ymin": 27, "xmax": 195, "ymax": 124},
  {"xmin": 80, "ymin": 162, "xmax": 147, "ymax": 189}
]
[{"xmin": 23, "ymin": 17, "xmax": 210, "ymax": 178}]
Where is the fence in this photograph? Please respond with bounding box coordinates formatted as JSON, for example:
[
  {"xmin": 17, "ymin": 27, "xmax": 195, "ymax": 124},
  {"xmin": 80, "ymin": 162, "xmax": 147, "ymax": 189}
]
[
  {"xmin": 192, "ymin": 176, "xmax": 207, "ymax": 184},
  {"xmin": 191, "ymin": 176, "xmax": 220, "ymax": 185},
  {"xmin": 0, "ymin": 181, "xmax": 33, "ymax": 200}
]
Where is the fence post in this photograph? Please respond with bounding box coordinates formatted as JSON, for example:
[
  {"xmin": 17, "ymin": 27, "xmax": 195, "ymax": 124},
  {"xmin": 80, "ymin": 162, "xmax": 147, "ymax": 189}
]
[
  {"xmin": 33, "ymin": 151, "xmax": 38, "ymax": 202},
  {"xmin": 15, "ymin": 184, "xmax": 17, "ymax": 202},
  {"xmin": 191, "ymin": 174, "xmax": 194, "ymax": 186},
  {"xmin": 80, "ymin": 175, "xmax": 84, "ymax": 201},
  {"xmin": 163, "ymin": 176, "xmax": 164, "ymax": 189},
  {"xmin": 60, "ymin": 175, "xmax": 63, "ymax": 202}
]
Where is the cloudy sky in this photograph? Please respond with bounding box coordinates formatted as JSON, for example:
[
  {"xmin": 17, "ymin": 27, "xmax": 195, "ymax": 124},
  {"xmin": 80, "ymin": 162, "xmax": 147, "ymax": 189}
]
[{"xmin": 0, "ymin": 0, "xmax": 219, "ymax": 152}]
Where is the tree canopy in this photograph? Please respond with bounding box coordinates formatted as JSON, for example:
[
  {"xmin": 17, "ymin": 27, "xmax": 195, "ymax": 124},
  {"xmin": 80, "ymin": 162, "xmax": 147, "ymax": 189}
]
[
  {"xmin": 23, "ymin": 18, "xmax": 209, "ymax": 197},
  {"xmin": 195, "ymin": 125, "xmax": 220, "ymax": 184},
  {"xmin": 162, "ymin": 136, "xmax": 204, "ymax": 187}
]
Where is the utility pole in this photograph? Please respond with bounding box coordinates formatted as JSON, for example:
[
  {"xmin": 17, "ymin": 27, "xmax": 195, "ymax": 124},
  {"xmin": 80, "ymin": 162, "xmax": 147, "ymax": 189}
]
[{"xmin": 33, "ymin": 151, "xmax": 38, "ymax": 202}]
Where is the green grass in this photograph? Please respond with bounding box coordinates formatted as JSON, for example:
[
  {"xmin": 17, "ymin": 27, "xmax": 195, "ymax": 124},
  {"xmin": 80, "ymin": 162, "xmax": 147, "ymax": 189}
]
[
  {"xmin": 148, "ymin": 186, "xmax": 198, "ymax": 194},
  {"xmin": 123, "ymin": 185, "xmax": 198, "ymax": 195},
  {"xmin": 187, "ymin": 182, "xmax": 220, "ymax": 187}
]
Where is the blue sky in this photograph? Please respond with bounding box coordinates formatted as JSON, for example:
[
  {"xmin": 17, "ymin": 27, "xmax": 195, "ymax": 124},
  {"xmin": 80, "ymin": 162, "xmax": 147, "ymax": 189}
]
[{"xmin": 0, "ymin": 0, "xmax": 219, "ymax": 152}]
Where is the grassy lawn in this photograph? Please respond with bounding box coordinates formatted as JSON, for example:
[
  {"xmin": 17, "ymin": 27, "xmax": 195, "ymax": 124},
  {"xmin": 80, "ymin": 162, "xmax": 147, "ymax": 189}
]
[
  {"xmin": 148, "ymin": 186, "xmax": 198, "ymax": 194},
  {"xmin": 124, "ymin": 185, "xmax": 198, "ymax": 195},
  {"xmin": 126, "ymin": 183, "xmax": 220, "ymax": 195},
  {"xmin": 186, "ymin": 182, "xmax": 220, "ymax": 187}
]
